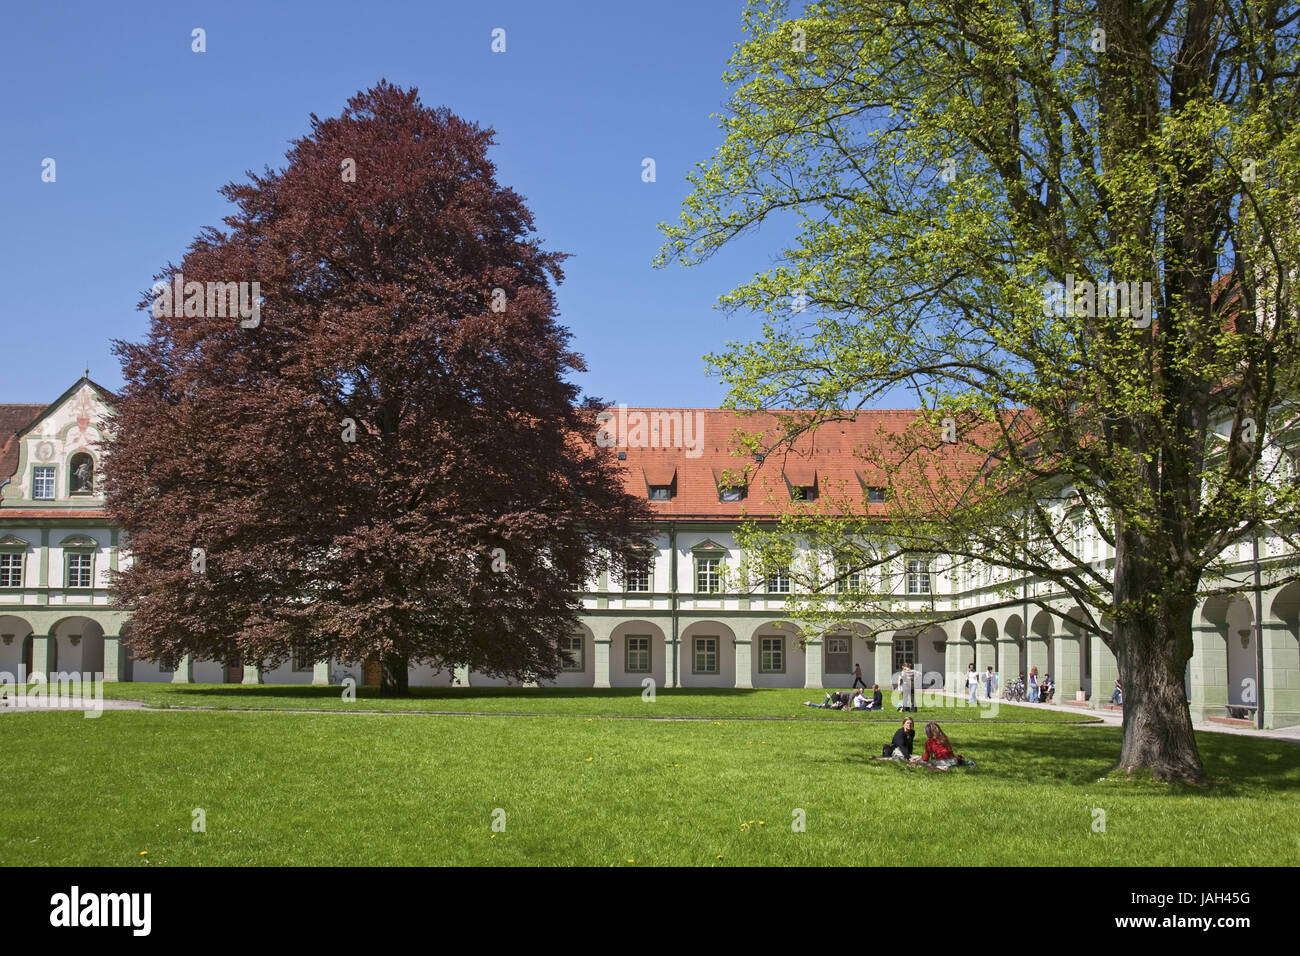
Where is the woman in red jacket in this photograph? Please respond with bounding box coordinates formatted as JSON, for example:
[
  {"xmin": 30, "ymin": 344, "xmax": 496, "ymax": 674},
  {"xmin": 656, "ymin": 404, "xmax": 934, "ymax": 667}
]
[{"xmin": 921, "ymin": 722, "xmax": 974, "ymax": 770}]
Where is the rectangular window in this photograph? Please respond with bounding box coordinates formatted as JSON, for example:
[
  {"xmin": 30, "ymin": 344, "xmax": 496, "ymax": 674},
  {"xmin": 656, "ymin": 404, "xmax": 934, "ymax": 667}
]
[
  {"xmin": 696, "ymin": 558, "xmax": 721, "ymax": 594},
  {"xmin": 623, "ymin": 554, "xmax": 651, "ymax": 592},
  {"xmin": 905, "ymin": 557, "xmax": 931, "ymax": 594},
  {"xmin": 693, "ymin": 637, "xmax": 718, "ymax": 674},
  {"xmin": 759, "ymin": 637, "xmax": 784, "ymax": 673},
  {"xmin": 559, "ymin": 635, "xmax": 584, "ymax": 671},
  {"xmin": 649, "ymin": 485, "xmax": 672, "ymax": 501},
  {"xmin": 825, "ymin": 637, "xmax": 851, "ymax": 673},
  {"xmin": 33, "ymin": 466, "xmax": 55, "ymax": 500},
  {"xmin": 765, "ymin": 567, "xmax": 791, "ymax": 594},
  {"xmin": 0, "ymin": 553, "xmax": 22, "ymax": 588},
  {"xmin": 835, "ymin": 563, "xmax": 864, "ymax": 593},
  {"xmin": 626, "ymin": 636, "xmax": 650, "ymax": 673},
  {"xmin": 791, "ymin": 485, "xmax": 817, "ymax": 501},
  {"xmin": 291, "ymin": 643, "xmax": 314, "ymax": 673},
  {"xmin": 67, "ymin": 553, "xmax": 93, "ymax": 589},
  {"xmin": 1071, "ymin": 521, "xmax": 1085, "ymax": 560},
  {"xmin": 719, "ymin": 486, "xmax": 744, "ymax": 502},
  {"xmin": 866, "ymin": 486, "xmax": 886, "ymax": 503},
  {"xmin": 893, "ymin": 637, "xmax": 916, "ymax": 674}
]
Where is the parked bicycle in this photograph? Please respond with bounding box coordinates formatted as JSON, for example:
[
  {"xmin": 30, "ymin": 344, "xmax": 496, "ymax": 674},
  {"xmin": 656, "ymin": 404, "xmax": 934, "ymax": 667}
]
[{"xmin": 1001, "ymin": 675, "xmax": 1026, "ymax": 702}]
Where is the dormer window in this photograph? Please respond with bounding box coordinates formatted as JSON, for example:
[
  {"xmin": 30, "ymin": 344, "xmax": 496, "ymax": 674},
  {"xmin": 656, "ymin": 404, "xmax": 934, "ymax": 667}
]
[
  {"xmin": 791, "ymin": 484, "xmax": 817, "ymax": 501},
  {"xmin": 649, "ymin": 485, "xmax": 672, "ymax": 501},
  {"xmin": 714, "ymin": 468, "xmax": 747, "ymax": 502},
  {"xmin": 866, "ymin": 486, "xmax": 886, "ymax": 503},
  {"xmin": 69, "ymin": 453, "xmax": 95, "ymax": 496}
]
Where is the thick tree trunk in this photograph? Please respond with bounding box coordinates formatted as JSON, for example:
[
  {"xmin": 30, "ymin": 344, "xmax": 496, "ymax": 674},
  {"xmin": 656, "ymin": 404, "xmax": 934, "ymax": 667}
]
[
  {"xmin": 1111, "ymin": 532, "xmax": 1207, "ymax": 784},
  {"xmin": 1113, "ymin": 622, "xmax": 1205, "ymax": 784},
  {"xmin": 379, "ymin": 652, "xmax": 409, "ymax": 697}
]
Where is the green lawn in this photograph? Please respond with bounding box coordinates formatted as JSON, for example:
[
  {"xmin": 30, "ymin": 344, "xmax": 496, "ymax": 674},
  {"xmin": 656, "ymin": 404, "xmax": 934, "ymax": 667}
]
[
  {"xmin": 3, "ymin": 698, "xmax": 1298, "ymax": 866},
  {"xmin": 97, "ymin": 682, "xmax": 1094, "ymax": 723}
]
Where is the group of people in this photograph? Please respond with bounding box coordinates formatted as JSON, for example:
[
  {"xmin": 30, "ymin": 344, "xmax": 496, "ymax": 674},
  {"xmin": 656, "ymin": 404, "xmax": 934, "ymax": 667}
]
[
  {"xmin": 808, "ymin": 683, "xmax": 883, "ymax": 710},
  {"xmin": 881, "ymin": 717, "xmax": 975, "ymax": 771}
]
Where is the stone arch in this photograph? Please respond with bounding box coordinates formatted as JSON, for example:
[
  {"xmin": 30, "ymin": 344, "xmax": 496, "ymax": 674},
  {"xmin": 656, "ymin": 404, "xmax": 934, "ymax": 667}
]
[
  {"xmin": 608, "ymin": 620, "xmax": 667, "ymax": 689},
  {"xmin": 1199, "ymin": 593, "xmax": 1256, "ymax": 711},
  {"xmin": 819, "ymin": 621, "xmax": 873, "ymax": 686},
  {"xmin": 678, "ymin": 620, "xmax": 737, "ymax": 687},
  {"xmin": 1004, "ymin": 613, "xmax": 1026, "ymax": 679},
  {"xmin": 750, "ymin": 621, "xmax": 806, "ymax": 688},
  {"xmin": 543, "ymin": 620, "xmax": 597, "ymax": 688},
  {"xmin": 0, "ymin": 615, "xmax": 35, "ymax": 678},
  {"xmin": 47, "ymin": 616, "xmax": 105, "ymax": 674}
]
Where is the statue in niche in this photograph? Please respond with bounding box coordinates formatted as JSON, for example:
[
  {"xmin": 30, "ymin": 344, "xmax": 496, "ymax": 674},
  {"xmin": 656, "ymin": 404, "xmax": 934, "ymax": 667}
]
[{"xmin": 71, "ymin": 457, "xmax": 95, "ymax": 494}]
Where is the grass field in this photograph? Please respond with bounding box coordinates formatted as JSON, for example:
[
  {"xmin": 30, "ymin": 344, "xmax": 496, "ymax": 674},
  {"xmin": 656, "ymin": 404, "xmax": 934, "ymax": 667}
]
[
  {"xmin": 96, "ymin": 682, "xmax": 1094, "ymax": 722},
  {"xmin": 3, "ymin": 688, "xmax": 1298, "ymax": 866}
]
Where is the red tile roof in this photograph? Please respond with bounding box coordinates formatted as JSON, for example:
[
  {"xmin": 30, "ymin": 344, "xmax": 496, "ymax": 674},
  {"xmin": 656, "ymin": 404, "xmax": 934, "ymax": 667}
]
[
  {"xmin": 607, "ymin": 408, "xmax": 991, "ymax": 520},
  {"xmin": 0, "ymin": 405, "xmax": 45, "ymax": 483}
]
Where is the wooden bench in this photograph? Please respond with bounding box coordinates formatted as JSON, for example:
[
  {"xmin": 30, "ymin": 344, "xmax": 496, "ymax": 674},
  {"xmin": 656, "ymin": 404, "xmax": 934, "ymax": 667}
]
[{"xmin": 1224, "ymin": 703, "xmax": 1258, "ymax": 720}]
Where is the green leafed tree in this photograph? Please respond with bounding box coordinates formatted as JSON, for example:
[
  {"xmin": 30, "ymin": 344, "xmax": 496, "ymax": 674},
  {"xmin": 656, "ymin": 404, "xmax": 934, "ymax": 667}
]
[{"xmin": 658, "ymin": 0, "xmax": 1300, "ymax": 781}]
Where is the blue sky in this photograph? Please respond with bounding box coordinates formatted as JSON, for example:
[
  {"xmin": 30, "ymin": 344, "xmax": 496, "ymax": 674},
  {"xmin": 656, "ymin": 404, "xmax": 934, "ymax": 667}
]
[{"xmin": 1, "ymin": 0, "xmax": 796, "ymax": 406}]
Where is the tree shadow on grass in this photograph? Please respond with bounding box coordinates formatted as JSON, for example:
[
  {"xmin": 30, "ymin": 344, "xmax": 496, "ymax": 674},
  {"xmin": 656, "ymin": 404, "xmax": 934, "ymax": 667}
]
[{"xmin": 840, "ymin": 724, "xmax": 1300, "ymax": 794}]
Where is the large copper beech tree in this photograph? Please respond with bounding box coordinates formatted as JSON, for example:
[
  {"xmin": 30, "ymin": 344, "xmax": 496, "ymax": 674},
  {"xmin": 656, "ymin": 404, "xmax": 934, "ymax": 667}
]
[
  {"xmin": 659, "ymin": 1, "xmax": 1300, "ymax": 781},
  {"xmin": 106, "ymin": 82, "xmax": 649, "ymax": 693}
]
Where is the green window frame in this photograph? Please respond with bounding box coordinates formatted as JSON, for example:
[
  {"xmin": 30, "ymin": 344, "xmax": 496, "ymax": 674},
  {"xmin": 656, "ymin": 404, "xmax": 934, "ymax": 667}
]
[
  {"xmin": 693, "ymin": 636, "xmax": 718, "ymax": 674},
  {"xmin": 0, "ymin": 551, "xmax": 23, "ymax": 588},
  {"xmin": 759, "ymin": 636, "xmax": 784, "ymax": 673},
  {"xmin": 558, "ymin": 635, "xmax": 584, "ymax": 671},
  {"xmin": 825, "ymin": 637, "xmax": 851, "ymax": 673},
  {"xmin": 623, "ymin": 553, "xmax": 652, "ymax": 592},
  {"xmin": 696, "ymin": 558, "xmax": 721, "ymax": 594},
  {"xmin": 625, "ymin": 636, "xmax": 650, "ymax": 673},
  {"xmin": 33, "ymin": 466, "xmax": 56, "ymax": 500},
  {"xmin": 291, "ymin": 643, "xmax": 314, "ymax": 673},
  {"xmin": 66, "ymin": 551, "xmax": 94, "ymax": 589},
  {"xmin": 905, "ymin": 557, "xmax": 931, "ymax": 594}
]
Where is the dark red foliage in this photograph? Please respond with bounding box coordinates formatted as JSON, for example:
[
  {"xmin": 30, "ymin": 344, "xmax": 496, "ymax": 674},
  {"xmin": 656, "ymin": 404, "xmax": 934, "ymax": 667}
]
[{"xmin": 105, "ymin": 81, "xmax": 649, "ymax": 686}]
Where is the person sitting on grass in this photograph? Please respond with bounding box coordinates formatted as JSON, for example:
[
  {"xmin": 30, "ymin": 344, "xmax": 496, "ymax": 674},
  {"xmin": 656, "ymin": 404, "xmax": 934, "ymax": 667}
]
[
  {"xmin": 806, "ymin": 690, "xmax": 855, "ymax": 709},
  {"xmin": 866, "ymin": 683, "xmax": 883, "ymax": 710},
  {"xmin": 919, "ymin": 721, "xmax": 975, "ymax": 771},
  {"xmin": 852, "ymin": 688, "xmax": 871, "ymax": 709},
  {"xmin": 887, "ymin": 716, "xmax": 916, "ymax": 760}
]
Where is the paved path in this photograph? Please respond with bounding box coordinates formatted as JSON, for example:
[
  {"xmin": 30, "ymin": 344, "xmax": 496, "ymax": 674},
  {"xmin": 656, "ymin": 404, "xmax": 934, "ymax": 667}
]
[{"xmin": 935, "ymin": 689, "xmax": 1300, "ymax": 742}]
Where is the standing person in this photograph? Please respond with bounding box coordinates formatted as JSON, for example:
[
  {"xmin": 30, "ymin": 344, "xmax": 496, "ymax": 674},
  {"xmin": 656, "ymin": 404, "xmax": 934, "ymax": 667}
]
[
  {"xmin": 966, "ymin": 662, "xmax": 980, "ymax": 705},
  {"xmin": 1111, "ymin": 679, "xmax": 1123, "ymax": 705},
  {"xmin": 852, "ymin": 662, "xmax": 867, "ymax": 690},
  {"xmin": 1027, "ymin": 666, "xmax": 1039, "ymax": 702},
  {"xmin": 897, "ymin": 661, "xmax": 917, "ymax": 712},
  {"xmin": 984, "ymin": 665, "xmax": 996, "ymax": 699}
]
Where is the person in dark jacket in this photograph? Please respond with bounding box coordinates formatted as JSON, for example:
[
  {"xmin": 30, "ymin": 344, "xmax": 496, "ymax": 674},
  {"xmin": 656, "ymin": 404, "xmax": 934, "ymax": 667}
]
[{"xmin": 888, "ymin": 716, "xmax": 916, "ymax": 760}]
